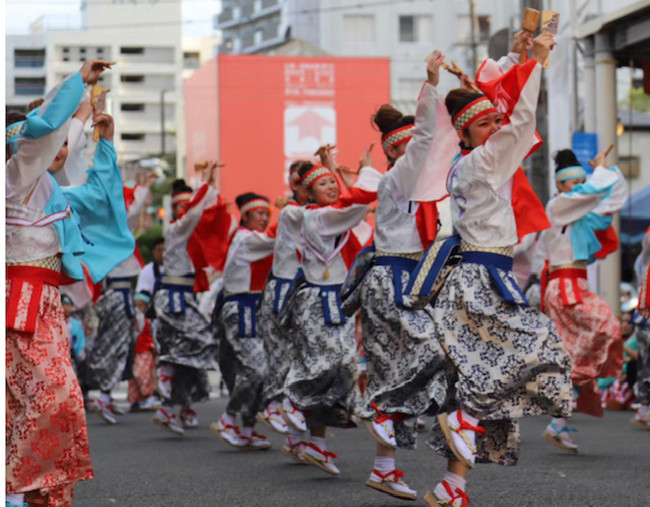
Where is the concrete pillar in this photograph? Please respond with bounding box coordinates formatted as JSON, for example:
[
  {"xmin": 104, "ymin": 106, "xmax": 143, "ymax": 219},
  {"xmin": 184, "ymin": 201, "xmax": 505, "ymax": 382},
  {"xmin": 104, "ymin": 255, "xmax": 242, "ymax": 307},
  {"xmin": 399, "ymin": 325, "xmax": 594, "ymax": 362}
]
[
  {"xmin": 583, "ymin": 37, "xmax": 596, "ymax": 132},
  {"xmin": 594, "ymin": 31, "xmax": 620, "ymax": 312}
]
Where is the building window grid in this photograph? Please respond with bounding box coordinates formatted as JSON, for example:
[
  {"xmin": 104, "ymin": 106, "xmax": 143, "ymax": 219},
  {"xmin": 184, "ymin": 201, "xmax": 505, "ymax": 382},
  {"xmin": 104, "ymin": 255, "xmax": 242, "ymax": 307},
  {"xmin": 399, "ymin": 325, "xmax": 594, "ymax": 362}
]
[{"xmin": 399, "ymin": 14, "xmax": 433, "ymax": 43}]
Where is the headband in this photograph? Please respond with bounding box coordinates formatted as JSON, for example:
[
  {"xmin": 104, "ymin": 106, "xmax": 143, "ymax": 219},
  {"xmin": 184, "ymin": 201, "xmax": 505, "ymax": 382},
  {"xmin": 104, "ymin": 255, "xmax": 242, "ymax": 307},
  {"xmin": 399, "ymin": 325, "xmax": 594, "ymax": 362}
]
[
  {"xmin": 134, "ymin": 292, "xmax": 151, "ymax": 305},
  {"xmin": 239, "ymin": 198, "xmax": 270, "ymax": 215},
  {"xmin": 452, "ymin": 97, "xmax": 497, "ymax": 132},
  {"xmin": 6, "ymin": 121, "xmax": 25, "ymax": 154},
  {"xmin": 555, "ymin": 166, "xmax": 586, "ymax": 182},
  {"xmin": 172, "ymin": 191, "xmax": 192, "ymax": 205},
  {"xmin": 290, "ymin": 169, "xmax": 302, "ymax": 184},
  {"xmin": 301, "ymin": 165, "xmax": 332, "ymax": 190},
  {"xmin": 382, "ymin": 124, "xmax": 414, "ymax": 151}
]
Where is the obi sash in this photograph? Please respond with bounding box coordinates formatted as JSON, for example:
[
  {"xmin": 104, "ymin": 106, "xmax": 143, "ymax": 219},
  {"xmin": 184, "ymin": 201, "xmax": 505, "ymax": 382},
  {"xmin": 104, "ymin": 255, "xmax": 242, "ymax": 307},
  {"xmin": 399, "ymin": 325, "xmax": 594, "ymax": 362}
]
[
  {"xmin": 632, "ymin": 311, "xmax": 647, "ymax": 327},
  {"xmin": 224, "ymin": 293, "xmax": 262, "ymax": 338},
  {"xmin": 461, "ymin": 251, "xmax": 528, "ymax": 306},
  {"xmin": 158, "ymin": 275, "xmax": 195, "ymax": 314},
  {"xmin": 106, "ymin": 276, "xmax": 135, "ymax": 319},
  {"xmin": 403, "ymin": 236, "xmax": 461, "ymax": 310},
  {"xmin": 306, "ymin": 282, "xmax": 346, "ymax": 326},
  {"xmin": 374, "ymin": 256, "xmax": 419, "ymax": 306},
  {"xmin": 7, "ymin": 265, "xmax": 61, "ymax": 334},
  {"xmin": 545, "ymin": 268, "xmax": 588, "ymax": 307},
  {"xmin": 271, "ymin": 271, "xmax": 300, "ymax": 316}
]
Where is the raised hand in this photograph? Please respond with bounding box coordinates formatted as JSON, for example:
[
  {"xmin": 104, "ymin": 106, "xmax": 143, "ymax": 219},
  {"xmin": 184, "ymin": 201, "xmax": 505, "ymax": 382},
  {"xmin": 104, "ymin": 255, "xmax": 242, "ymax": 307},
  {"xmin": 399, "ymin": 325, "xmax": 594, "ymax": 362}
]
[
  {"xmin": 426, "ymin": 50, "xmax": 444, "ymax": 86},
  {"xmin": 92, "ymin": 113, "xmax": 114, "ymax": 142},
  {"xmin": 532, "ymin": 32, "xmax": 556, "ymax": 65},
  {"xmin": 80, "ymin": 59, "xmax": 115, "ymax": 85},
  {"xmin": 358, "ymin": 143, "xmax": 374, "ymax": 170},
  {"xmin": 143, "ymin": 172, "xmax": 158, "ymax": 188},
  {"xmin": 511, "ymin": 30, "xmax": 533, "ymax": 54}
]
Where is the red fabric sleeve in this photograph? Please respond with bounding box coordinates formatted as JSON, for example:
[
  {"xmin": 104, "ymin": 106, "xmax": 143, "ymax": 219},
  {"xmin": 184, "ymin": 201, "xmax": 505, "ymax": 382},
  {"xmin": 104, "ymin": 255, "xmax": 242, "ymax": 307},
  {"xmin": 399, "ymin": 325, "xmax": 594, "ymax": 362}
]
[
  {"xmin": 594, "ymin": 225, "xmax": 619, "ymax": 260},
  {"xmin": 511, "ymin": 168, "xmax": 551, "ymax": 238}
]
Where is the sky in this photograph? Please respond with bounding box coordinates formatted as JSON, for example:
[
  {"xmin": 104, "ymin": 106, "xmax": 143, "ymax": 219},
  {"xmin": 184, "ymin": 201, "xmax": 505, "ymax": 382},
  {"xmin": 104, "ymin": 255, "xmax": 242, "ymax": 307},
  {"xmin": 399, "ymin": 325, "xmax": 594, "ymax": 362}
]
[{"xmin": 5, "ymin": 0, "xmax": 221, "ymax": 36}]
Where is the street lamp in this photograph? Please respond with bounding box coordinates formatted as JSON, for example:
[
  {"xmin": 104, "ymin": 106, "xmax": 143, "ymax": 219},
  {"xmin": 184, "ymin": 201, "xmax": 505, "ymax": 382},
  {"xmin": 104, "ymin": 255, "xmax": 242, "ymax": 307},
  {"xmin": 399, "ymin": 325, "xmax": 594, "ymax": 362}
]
[{"xmin": 160, "ymin": 89, "xmax": 169, "ymax": 157}]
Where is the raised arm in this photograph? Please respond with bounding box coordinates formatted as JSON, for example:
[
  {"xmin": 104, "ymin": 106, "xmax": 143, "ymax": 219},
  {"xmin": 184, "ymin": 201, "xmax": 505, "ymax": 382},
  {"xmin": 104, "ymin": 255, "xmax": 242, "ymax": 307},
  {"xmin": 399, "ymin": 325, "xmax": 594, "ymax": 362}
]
[{"xmin": 315, "ymin": 204, "xmax": 369, "ymax": 239}]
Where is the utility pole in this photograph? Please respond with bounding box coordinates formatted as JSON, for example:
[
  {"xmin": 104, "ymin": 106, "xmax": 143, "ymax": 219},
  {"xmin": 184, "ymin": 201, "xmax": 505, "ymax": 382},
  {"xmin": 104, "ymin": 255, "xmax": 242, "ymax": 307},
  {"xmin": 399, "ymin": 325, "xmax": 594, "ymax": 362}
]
[{"xmin": 469, "ymin": 0, "xmax": 478, "ymax": 74}]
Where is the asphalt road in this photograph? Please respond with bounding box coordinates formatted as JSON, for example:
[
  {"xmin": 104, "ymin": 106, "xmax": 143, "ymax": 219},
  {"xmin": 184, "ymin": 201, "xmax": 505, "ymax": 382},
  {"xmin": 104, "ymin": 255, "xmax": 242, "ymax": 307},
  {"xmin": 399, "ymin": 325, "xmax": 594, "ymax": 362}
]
[{"xmin": 74, "ymin": 396, "xmax": 650, "ymax": 506}]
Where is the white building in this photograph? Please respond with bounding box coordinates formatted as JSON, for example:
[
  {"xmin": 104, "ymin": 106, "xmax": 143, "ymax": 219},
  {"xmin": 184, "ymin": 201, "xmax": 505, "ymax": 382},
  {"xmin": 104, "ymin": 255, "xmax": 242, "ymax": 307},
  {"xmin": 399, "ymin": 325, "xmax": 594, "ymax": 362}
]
[{"xmin": 6, "ymin": 1, "xmax": 218, "ymax": 177}]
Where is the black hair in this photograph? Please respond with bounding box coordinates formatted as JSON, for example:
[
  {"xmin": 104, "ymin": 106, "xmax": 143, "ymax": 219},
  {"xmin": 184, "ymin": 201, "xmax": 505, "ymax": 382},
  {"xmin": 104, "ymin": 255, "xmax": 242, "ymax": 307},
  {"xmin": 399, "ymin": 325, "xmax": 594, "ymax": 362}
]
[
  {"xmin": 296, "ymin": 161, "xmax": 316, "ymax": 183},
  {"xmin": 172, "ymin": 178, "xmax": 192, "ymax": 196},
  {"xmin": 152, "ymin": 237, "xmax": 164, "ymax": 248},
  {"xmin": 6, "ymin": 111, "xmax": 27, "ymax": 126},
  {"xmin": 445, "ymin": 89, "xmax": 485, "ymax": 122},
  {"xmin": 553, "ymin": 149, "xmax": 581, "ymax": 172},
  {"xmin": 372, "ymin": 104, "xmax": 415, "ymax": 139}
]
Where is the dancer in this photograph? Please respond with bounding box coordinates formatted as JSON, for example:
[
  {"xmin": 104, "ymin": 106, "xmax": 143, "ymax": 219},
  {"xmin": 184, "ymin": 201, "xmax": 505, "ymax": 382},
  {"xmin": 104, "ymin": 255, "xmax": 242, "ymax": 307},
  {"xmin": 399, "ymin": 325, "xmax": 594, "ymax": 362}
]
[
  {"xmin": 136, "ymin": 236, "xmax": 164, "ymax": 295},
  {"xmin": 151, "ymin": 165, "xmax": 221, "ymax": 436},
  {"xmin": 257, "ymin": 162, "xmax": 310, "ymax": 459},
  {"xmin": 282, "ymin": 160, "xmax": 381, "ymax": 476},
  {"xmin": 86, "ymin": 174, "xmax": 154, "ymax": 424},
  {"xmin": 346, "ymin": 52, "xmax": 450, "ymax": 501},
  {"xmin": 631, "ymin": 227, "xmax": 650, "ymax": 428},
  {"xmin": 128, "ymin": 291, "xmax": 160, "ymax": 412},
  {"xmin": 212, "ymin": 192, "xmax": 275, "ymax": 450},
  {"xmin": 540, "ymin": 148, "xmax": 627, "ymax": 451},
  {"xmin": 423, "ymin": 33, "xmax": 573, "ymax": 506},
  {"xmin": 6, "ymin": 59, "xmax": 133, "ymax": 507}
]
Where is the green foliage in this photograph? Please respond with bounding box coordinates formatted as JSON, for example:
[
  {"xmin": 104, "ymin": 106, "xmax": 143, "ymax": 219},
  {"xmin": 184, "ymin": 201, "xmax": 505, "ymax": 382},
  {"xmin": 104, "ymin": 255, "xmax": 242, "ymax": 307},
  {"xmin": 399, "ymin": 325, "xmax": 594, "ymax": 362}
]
[{"xmin": 620, "ymin": 87, "xmax": 650, "ymax": 113}]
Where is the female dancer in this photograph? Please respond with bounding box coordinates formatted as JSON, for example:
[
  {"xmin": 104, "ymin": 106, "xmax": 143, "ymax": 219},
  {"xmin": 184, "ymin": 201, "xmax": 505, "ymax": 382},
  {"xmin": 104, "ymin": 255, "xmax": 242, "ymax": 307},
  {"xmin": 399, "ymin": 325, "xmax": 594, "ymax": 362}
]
[
  {"xmin": 282, "ymin": 161, "xmax": 381, "ymax": 475},
  {"xmin": 151, "ymin": 165, "xmax": 221, "ymax": 436},
  {"xmin": 424, "ymin": 33, "xmax": 573, "ymax": 506},
  {"xmin": 541, "ymin": 148, "xmax": 627, "ymax": 450},
  {"xmin": 212, "ymin": 192, "xmax": 275, "ymax": 450},
  {"xmin": 356, "ymin": 52, "xmax": 449, "ymax": 501},
  {"xmin": 86, "ymin": 175, "xmax": 154, "ymax": 424},
  {"xmin": 633, "ymin": 227, "xmax": 650, "ymax": 428},
  {"xmin": 6, "ymin": 60, "xmax": 133, "ymax": 507},
  {"xmin": 257, "ymin": 162, "xmax": 310, "ymax": 450}
]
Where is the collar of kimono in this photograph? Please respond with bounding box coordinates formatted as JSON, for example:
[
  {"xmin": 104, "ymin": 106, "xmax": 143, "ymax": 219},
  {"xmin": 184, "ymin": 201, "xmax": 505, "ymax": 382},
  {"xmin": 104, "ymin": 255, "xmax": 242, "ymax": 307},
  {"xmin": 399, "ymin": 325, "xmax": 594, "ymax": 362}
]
[
  {"xmin": 453, "ymin": 97, "xmax": 496, "ymax": 132},
  {"xmin": 239, "ymin": 198, "xmax": 270, "ymax": 215},
  {"xmin": 302, "ymin": 165, "xmax": 332, "ymax": 190},
  {"xmin": 555, "ymin": 166, "xmax": 586, "ymax": 182},
  {"xmin": 382, "ymin": 124, "xmax": 414, "ymax": 151},
  {"xmin": 172, "ymin": 191, "xmax": 192, "ymax": 205}
]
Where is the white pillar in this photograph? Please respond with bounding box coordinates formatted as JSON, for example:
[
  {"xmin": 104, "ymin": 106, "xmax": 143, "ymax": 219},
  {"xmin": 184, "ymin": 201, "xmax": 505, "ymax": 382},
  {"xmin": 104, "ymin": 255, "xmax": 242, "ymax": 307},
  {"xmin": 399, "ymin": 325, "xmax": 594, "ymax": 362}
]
[
  {"xmin": 583, "ymin": 37, "xmax": 596, "ymax": 132},
  {"xmin": 594, "ymin": 31, "xmax": 620, "ymax": 312}
]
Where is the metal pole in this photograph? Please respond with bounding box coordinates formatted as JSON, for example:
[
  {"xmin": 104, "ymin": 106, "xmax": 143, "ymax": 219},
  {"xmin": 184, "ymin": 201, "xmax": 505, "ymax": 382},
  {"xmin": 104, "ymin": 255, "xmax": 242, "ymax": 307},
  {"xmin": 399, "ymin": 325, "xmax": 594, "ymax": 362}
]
[
  {"xmin": 160, "ymin": 89, "xmax": 167, "ymax": 157},
  {"xmin": 583, "ymin": 37, "xmax": 596, "ymax": 132},
  {"xmin": 594, "ymin": 31, "xmax": 621, "ymax": 312}
]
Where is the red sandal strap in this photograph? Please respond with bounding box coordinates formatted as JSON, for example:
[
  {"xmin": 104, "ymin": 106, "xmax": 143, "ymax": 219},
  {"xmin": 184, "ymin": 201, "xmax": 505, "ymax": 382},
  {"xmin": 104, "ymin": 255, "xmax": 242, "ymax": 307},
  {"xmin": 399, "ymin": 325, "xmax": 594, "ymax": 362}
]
[
  {"xmin": 455, "ymin": 410, "xmax": 485, "ymax": 436},
  {"xmin": 441, "ymin": 481, "xmax": 470, "ymax": 507},
  {"xmin": 372, "ymin": 468, "xmax": 405, "ymax": 483},
  {"xmin": 305, "ymin": 442, "xmax": 338, "ymax": 461},
  {"xmin": 251, "ymin": 431, "xmax": 267, "ymax": 439},
  {"xmin": 287, "ymin": 437, "xmax": 307, "ymax": 451},
  {"xmin": 371, "ymin": 402, "xmax": 405, "ymax": 423},
  {"xmin": 160, "ymin": 408, "xmax": 176, "ymax": 420},
  {"xmin": 220, "ymin": 420, "xmax": 242, "ymax": 434}
]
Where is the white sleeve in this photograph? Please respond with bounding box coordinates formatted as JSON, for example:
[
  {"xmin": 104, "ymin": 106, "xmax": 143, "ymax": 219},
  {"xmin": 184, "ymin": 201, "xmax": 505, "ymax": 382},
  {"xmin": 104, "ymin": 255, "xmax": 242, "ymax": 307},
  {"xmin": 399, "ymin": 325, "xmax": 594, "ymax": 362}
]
[
  {"xmin": 127, "ymin": 186, "xmax": 150, "ymax": 230},
  {"xmin": 239, "ymin": 232, "xmax": 276, "ymax": 263},
  {"xmin": 389, "ymin": 83, "xmax": 439, "ymax": 197},
  {"xmin": 496, "ymin": 52, "xmax": 520, "ymax": 73},
  {"xmin": 316, "ymin": 204, "xmax": 369, "ymax": 238},
  {"xmin": 547, "ymin": 166, "xmax": 620, "ymax": 226},
  {"xmin": 169, "ymin": 185, "xmax": 218, "ymax": 239},
  {"xmin": 470, "ymin": 63, "xmax": 542, "ymax": 191},
  {"xmin": 282, "ymin": 206, "xmax": 305, "ymax": 245},
  {"xmin": 592, "ymin": 166, "xmax": 628, "ymax": 215},
  {"xmin": 135, "ymin": 265, "xmax": 155, "ymax": 293}
]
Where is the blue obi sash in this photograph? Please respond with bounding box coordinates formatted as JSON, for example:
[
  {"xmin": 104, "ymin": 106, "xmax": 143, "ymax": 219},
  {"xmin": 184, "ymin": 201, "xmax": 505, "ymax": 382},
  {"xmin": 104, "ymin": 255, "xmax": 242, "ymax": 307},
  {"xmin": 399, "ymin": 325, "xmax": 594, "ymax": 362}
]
[
  {"xmin": 632, "ymin": 311, "xmax": 647, "ymax": 327},
  {"xmin": 271, "ymin": 269, "xmax": 302, "ymax": 316},
  {"xmin": 307, "ymin": 282, "xmax": 346, "ymax": 326},
  {"xmin": 403, "ymin": 236, "xmax": 461, "ymax": 310},
  {"xmin": 461, "ymin": 251, "xmax": 528, "ymax": 305},
  {"xmin": 374, "ymin": 256, "xmax": 419, "ymax": 306},
  {"xmin": 224, "ymin": 293, "xmax": 262, "ymax": 338},
  {"xmin": 157, "ymin": 275, "xmax": 195, "ymax": 314},
  {"xmin": 106, "ymin": 276, "xmax": 135, "ymax": 319}
]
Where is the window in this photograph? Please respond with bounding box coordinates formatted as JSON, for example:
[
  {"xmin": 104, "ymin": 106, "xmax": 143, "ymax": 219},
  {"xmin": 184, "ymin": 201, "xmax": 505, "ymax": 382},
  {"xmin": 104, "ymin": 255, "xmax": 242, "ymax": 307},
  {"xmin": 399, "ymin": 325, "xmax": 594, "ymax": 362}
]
[
  {"xmin": 121, "ymin": 103, "xmax": 145, "ymax": 112},
  {"xmin": 80, "ymin": 47, "xmax": 86, "ymax": 53},
  {"xmin": 343, "ymin": 14, "xmax": 376, "ymax": 44},
  {"xmin": 121, "ymin": 75, "xmax": 145, "ymax": 83},
  {"xmin": 183, "ymin": 51, "xmax": 200, "ymax": 69},
  {"xmin": 62, "ymin": 47, "xmax": 69, "ymax": 53},
  {"xmin": 63, "ymin": 57, "xmax": 70, "ymax": 62},
  {"xmin": 14, "ymin": 49, "xmax": 46, "ymax": 68},
  {"xmin": 121, "ymin": 133, "xmax": 145, "ymax": 141},
  {"xmin": 254, "ymin": 30, "xmax": 263, "ymax": 46},
  {"xmin": 14, "ymin": 77, "xmax": 46, "ymax": 95},
  {"xmin": 97, "ymin": 48, "xmax": 104, "ymax": 54},
  {"xmin": 121, "ymin": 47, "xmax": 145, "ymax": 55},
  {"xmin": 399, "ymin": 15, "xmax": 432, "ymax": 43}
]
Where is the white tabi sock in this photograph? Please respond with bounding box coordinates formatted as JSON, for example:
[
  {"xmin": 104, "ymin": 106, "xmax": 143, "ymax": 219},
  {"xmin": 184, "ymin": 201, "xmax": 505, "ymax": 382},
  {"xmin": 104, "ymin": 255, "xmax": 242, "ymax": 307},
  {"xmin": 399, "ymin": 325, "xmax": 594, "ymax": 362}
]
[
  {"xmin": 460, "ymin": 409, "xmax": 479, "ymax": 427},
  {"xmin": 442, "ymin": 471, "xmax": 466, "ymax": 492},
  {"xmin": 638, "ymin": 405, "xmax": 649, "ymax": 417},
  {"xmin": 221, "ymin": 412, "xmax": 236, "ymax": 426},
  {"xmin": 99, "ymin": 391, "xmax": 111, "ymax": 405},
  {"xmin": 157, "ymin": 364, "xmax": 174, "ymax": 401},
  {"xmin": 373, "ymin": 456, "xmax": 395, "ymax": 474},
  {"xmin": 551, "ymin": 417, "xmax": 567, "ymax": 428},
  {"xmin": 310, "ymin": 436, "xmax": 326, "ymax": 450},
  {"xmin": 242, "ymin": 426, "xmax": 253, "ymax": 438}
]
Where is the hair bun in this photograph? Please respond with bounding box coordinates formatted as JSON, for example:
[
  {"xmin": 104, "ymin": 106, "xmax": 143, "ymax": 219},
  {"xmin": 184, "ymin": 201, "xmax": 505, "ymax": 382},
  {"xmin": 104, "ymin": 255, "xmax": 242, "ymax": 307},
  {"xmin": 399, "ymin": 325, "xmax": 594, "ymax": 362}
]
[
  {"xmin": 553, "ymin": 149, "xmax": 581, "ymax": 171},
  {"xmin": 372, "ymin": 104, "xmax": 404, "ymax": 135},
  {"xmin": 172, "ymin": 179, "xmax": 188, "ymax": 193}
]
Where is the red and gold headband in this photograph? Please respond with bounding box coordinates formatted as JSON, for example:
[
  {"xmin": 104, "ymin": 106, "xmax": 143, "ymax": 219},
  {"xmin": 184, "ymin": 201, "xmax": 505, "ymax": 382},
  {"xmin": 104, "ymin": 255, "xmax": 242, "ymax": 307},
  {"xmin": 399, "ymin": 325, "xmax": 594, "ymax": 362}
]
[
  {"xmin": 172, "ymin": 191, "xmax": 192, "ymax": 205},
  {"xmin": 452, "ymin": 97, "xmax": 496, "ymax": 132},
  {"xmin": 302, "ymin": 165, "xmax": 332, "ymax": 190},
  {"xmin": 381, "ymin": 124, "xmax": 414, "ymax": 151},
  {"xmin": 290, "ymin": 168, "xmax": 302, "ymax": 184},
  {"xmin": 239, "ymin": 199, "xmax": 271, "ymax": 215}
]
